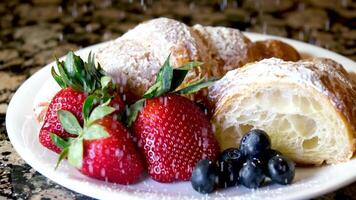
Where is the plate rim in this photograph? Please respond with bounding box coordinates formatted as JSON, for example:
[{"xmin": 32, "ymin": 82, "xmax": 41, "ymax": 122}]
[{"xmin": 6, "ymin": 32, "xmax": 356, "ymax": 200}]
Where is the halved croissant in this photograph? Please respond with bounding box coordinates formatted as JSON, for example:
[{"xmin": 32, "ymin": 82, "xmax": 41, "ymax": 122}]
[{"xmin": 209, "ymin": 58, "xmax": 356, "ymax": 165}]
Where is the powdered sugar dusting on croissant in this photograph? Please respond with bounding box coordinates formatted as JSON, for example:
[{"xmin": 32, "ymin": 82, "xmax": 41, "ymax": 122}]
[
  {"xmin": 96, "ymin": 39, "xmax": 162, "ymax": 96},
  {"xmin": 192, "ymin": 25, "xmax": 252, "ymax": 75},
  {"xmin": 119, "ymin": 18, "xmax": 204, "ymax": 66}
]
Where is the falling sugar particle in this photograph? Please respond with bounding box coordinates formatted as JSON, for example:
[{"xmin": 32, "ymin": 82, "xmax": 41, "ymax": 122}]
[
  {"xmin": 88, "ymin": 164, "xmax": 93, "ymax": 174},
  {"xmin": 220, "ymin": 0, "xmax": 227, "ymax": 10},
  {"xmin": 71, "ymin": 3, "xmax": 78, "ymax": 17},
  {"xmin": 100, "ymin": 168, "xmax": 106, "ymax": 177},
  {"xmin": 57, "ymin": 6, "xmax": 63, "ymax": 13},
  {"xmin": 105, "ymin": 149, "xmax": 110, "ymax": 155},
  {"xmin": 115, "ymin": 149, "xmax": 123, "ymax": 157}
]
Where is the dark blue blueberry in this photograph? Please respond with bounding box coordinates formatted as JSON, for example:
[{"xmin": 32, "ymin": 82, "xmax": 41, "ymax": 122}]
[
  {"xmin": 216, "ymin": 148, "xmax": 245, "ymax": 188},
  {"xmin": 219, "ymin": 148, "xmax": 245, "ymax": 162},
  {"xmin": 239, "ymin": 159, "xmax": 266, "ymax": 189},
  {"xmin": 254, "ymin": 149, "xmax": 283, "ymax": 176},
  {"xmin": 268, "ymin": 155, "xmax": 295, "ymax": 185},
  {"xmin": 191, "ymin": 159, "xmax": 218, "ymax": 194},
  {"xmin": 240, "ymin": 129, "xmax": 271, "ymax": 157},
  {"xmin": 253, "ymin": 149, "xmax": 282, "ymax": 167}
]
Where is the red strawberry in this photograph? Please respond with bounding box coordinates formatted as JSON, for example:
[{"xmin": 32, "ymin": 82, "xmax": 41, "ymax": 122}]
[
  {"xmin": 126, "ymin": 56, "xmax": 219, "ymax": 183},
  {"xmin": 132, "ymin": 94, "xmax": 220, "ymax": 182},
  {"xmin": 81, "ymin": 115, "xmax": 144, "ymax": 184},
  {"xmin": 39, "ymin": 52, "xmax": 125, "ymax": 153},
  {"xmin": 39, "ymin": 87, "xmax": 86, "ymax": 153},
  {"xmin": 39, "ymin": 89, "xmax": 125, "ymax": 153},
  {"xmin": 52, "ymin": 100, "xmax": 144, "ymax": 184}
]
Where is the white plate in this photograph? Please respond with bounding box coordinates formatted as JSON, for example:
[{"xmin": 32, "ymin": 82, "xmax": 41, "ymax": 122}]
[{"xmin": 6, "ymin": 33, "xmax": 356, "ymax": 200}]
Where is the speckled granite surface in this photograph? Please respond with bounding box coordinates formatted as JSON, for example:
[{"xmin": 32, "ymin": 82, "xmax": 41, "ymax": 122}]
[{"xmin": 1, "ymin": 0, "xmax": 355, "ymax": 199}]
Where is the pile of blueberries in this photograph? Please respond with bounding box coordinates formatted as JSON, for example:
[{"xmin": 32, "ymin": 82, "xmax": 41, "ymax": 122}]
[{"xmin": 191, "ymin": 129, "xmax": 295, "ymax": 194}]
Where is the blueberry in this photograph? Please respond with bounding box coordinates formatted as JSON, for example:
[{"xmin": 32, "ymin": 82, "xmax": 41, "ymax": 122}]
[
  {"xmin": 239, "ymin": 159, "xmax": 266, "ymax": 189},
  {"xmin": 219, "ymin": 148, "xmax": 245, "ymax": 163},
  {"xmin": 216, "ymin": 148, "xmax": 245, "ymax": 188},
  {"xmin": 240, "ymin": 129, "xmax": 271, "ymax": 157},
  {"xmin": 191, "ymin": 159, "xmax": 218, "ymax": 194},
  {"xmin": 268, "ymin": 155, "xmax": 295, "ymax": 185},
  {"xmin": 255, "ymin": 149, "xmax": 283, "ymax": 176},
  {"xmin": 252, "ymin": 149, "xmax": 282, "ymax": 166}
]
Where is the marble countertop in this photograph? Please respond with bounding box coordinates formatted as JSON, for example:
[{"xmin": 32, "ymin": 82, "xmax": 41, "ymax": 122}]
[{"xmin": 1, "ymin": 0, "xmax": 355, "ymax": 199}]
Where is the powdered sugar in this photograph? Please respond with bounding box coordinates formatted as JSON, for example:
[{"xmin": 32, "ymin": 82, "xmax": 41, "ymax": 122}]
[
  {"xmin": 119, "ymin": 17, "xmax": 201, "ymax": 66},
  {"xmin": 192, "ymin": 25, "xmax": 251, "ymax": 73}
]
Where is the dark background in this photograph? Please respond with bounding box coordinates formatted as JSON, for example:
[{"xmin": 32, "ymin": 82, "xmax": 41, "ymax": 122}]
[{"xmin": 0, "ymin": 0, "xmax": 355, "ymax": 199}]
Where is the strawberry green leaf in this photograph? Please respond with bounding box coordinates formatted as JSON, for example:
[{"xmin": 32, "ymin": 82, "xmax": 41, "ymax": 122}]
[
  {"xmin": 68, "ymin": 138, "xmax": 83, "ymax": 169},
  {"xmin": 56, "ymin": 59, "xmax": 71, "ymax": 85},
  {"xmin": 65, "ymin": 52, "xmax": 88, "ymax": 91},
  {"xmin": 82, "ymin": 95, "xmax": 97, "ymax": 123},
  {"xmin": 176, "ymin": 61, "xmax": 203, "ymax": 71},
  {"xmin": 57, "ymin": 59, "xmax": 83, "ymax": 92},
  {"xmin": 143, "ymin": 83, "xmax": 160, "ymax": 98},
  {"xmin": 170, "ymin": 70, "xmax": 187, "ymax": 92},
  {"xmin": 88, "ymin": 105, "xmax": 115, "ymax": 125},
  {"xmin": 100, "ymin": 76, "xmax": 112, "ymax": 89},
  {"xmin": 57, "ymin": 110, "xmax": 83, "ymax": 135},
  {"xmin": 51, "ymin": 67, "xmax": 66, "ymax": 88},
  {"xmin": 143, "ymin": 55, "xmax": 173, "ymax": 98},
  {"xmin": 84, "ymin": 52, "xmax": 104, "ymax": 92},
  {"xmin": 170, "ymin": 61, "xmax": 203, "ymax": 92},
  {"xmin": 83, "ymin": 124, "xmax": 110, "ymax": 140},
  {"xmin": 101, "ymin": 98, "xmax": 111, "ymax": 107},
  {"xmin": 50, "ymin": 133, "xmax": 69, "ymax": 149},
  {"xmin": 55, "ymin": 147, "xmax": 68, "ymax": 169},
  {"xmin": 175, "ymin": 77, "xmax": 219, "ymax": 94},
  {"xmin": 65, "ymin": 51, "xmax": 84, "ymax": 77},
  {"xmin": 52, "ymin": 51, "xmax": 108, "ymax": 94},
  {"xmin": 126, "ymin": 98, "xmax": 145, "ymax": 127}
]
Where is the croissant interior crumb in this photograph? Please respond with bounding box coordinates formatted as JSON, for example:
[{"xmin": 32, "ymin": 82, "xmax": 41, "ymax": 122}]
[{"xmin": 214, "ymin": 86, "xmax": 350, "ymax": 165}]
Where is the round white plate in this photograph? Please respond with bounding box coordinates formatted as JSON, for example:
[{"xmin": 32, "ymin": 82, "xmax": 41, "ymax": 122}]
[{"xmin": 6, "ymin": 33, "xmax": 356, "ymax": 200}]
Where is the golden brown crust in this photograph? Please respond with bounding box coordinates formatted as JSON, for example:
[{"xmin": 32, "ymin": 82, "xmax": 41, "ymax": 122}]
[
  {"xmin": 309, "ymin": 58, "xmax": 356, "ymax": 138},
  {"xmin": 247, "ymin": 39, "xmax": 301, "ymax": 62}
]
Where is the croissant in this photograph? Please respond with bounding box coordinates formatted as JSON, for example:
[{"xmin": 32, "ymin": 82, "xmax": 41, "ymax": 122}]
[
  {"xmin": 96, "ymin": 17, "xmax": 300, "ymax": 99},
  {"xmin": 96, "ymin": 18, "xmax": 211, "ymax": 99},
  {"xmin": 209, "ymin": 57, "xmax": 356, "ymax": 165}
]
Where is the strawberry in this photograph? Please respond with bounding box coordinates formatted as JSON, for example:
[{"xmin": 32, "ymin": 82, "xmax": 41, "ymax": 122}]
[
  {"xmin": 127, "ymin": 56, "xmax": 220, "ymax": 182},
  {"xmin": 39, "ymin": 52, "xmax": 125, "ymax": 153},
  {"xmin": 39, "ymin": 87, "xmax": 86, "ymax": 153},
  {"xmin": 81, "ymin": 115, "xmax": 144, "ymax": 184},
  {"xmin": 52, "ymin": 99, "xmax": 144, "ymax": 184},
  {"xmin": 132, "ymin": 94, "xmax": 219, "ymax": 182}
]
